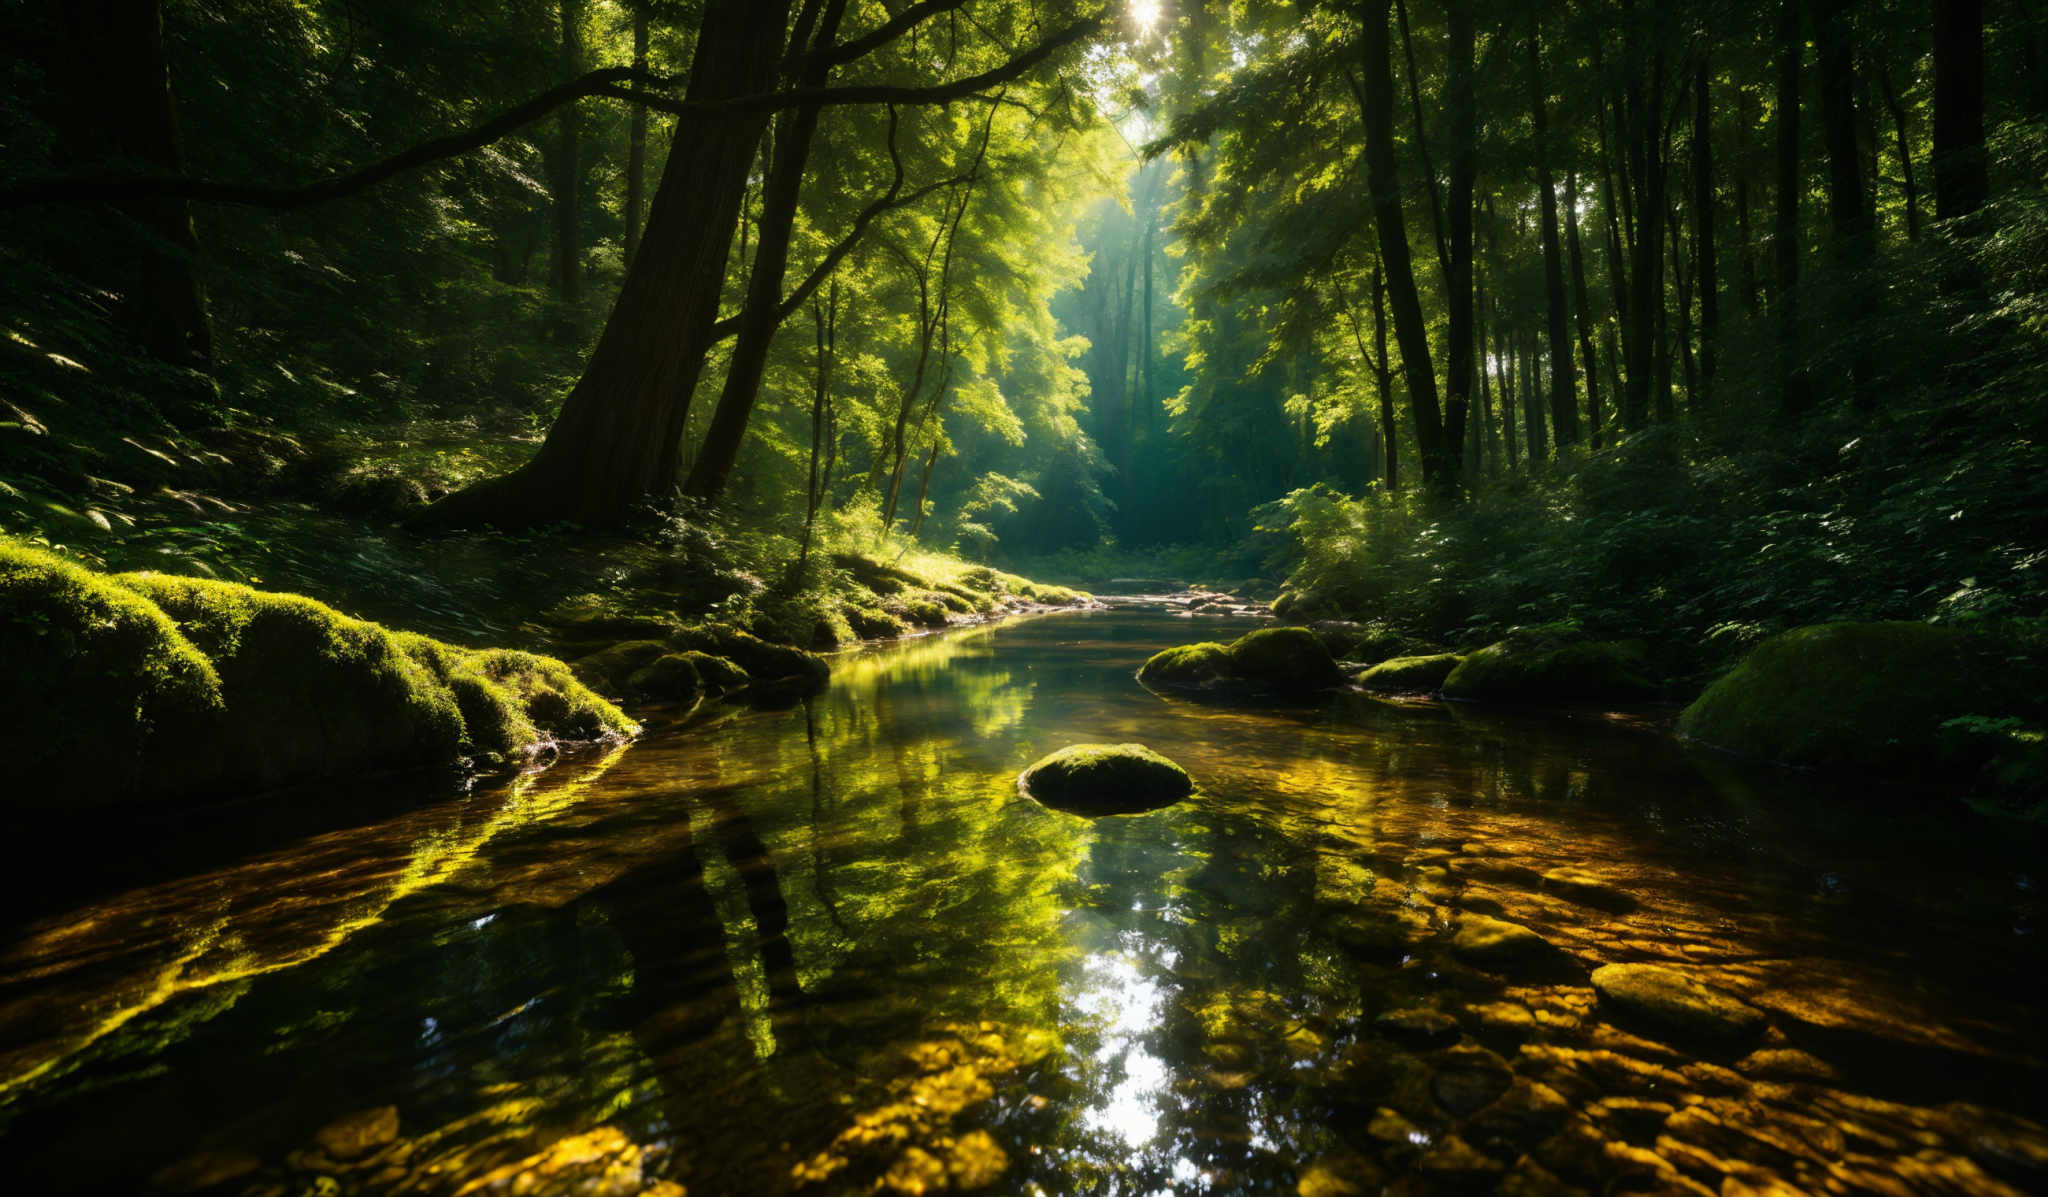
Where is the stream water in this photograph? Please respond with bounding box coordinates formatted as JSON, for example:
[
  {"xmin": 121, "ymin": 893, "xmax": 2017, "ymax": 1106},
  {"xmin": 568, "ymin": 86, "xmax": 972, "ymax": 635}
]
[{"xmin": 2, "ymin": 607, "xmax": 2043, "ymax": 1196}]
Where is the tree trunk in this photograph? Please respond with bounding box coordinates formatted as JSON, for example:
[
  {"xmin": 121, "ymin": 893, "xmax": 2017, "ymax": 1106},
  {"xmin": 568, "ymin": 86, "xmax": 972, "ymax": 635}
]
[
  {"xmin": 1444, "ymin": 0, "xmax": 1475, "ymax": 479},
  {"xmin": 1360, "ymin": 0, "xmax": 1450, "ymax": 485},
  {"xmin": 1621, "ymin": 32, "xmax": 1667, "ymax": 429},
  {"xmin": 624, "ymin": 6, "xmax": 649, "ymax": 266},
  {"xmin": 429, "ymin": 0, "xmax": 791, "ymax": 526},
  {"xmin": 1774, "ymin": 0, "xmax": 1808, "ymax": 418},
  {"xmin": 1395, "ymin": 0, "xmax": 1451, "ymax": 280},
  {"xmin": 1565, "ymin": 169, "xmax": 1605, "ymax": 450},
  {"xmin": 1670, "ymin": 194, "xmax": 1698, "ymax": 410},
  {"xmin": 1496, "ymin": 311, "xmax": 1519, "ymax": 472},
  {"xmin": 1693, "ymin": 50, "xmax": 1718, "ymax": 401},
  {"xmin": 1372, "ymin": 264, "xmax": 1398, "ymax": 492},
  {"xmin": 1816, "ymin": 0, "xmax": 1871, "ymax": 255},
  {"xmin": 1522, "ymin": 328, "xmax": 1547, "ymax": 466},
  {"xmin": 1878, "ymin": 65, "xmax": 1922, "ymax": 240},
  {"xmin": 553, "ymin": 0, "xmax": 584, "ymax": 302},
  {"xmin": 684, "ymin": 0, "xmax": 851, "ymax": 501},
  {"xmin": 44, "ymin": 0, "xmax": 211, "ymax": 368},
  {"xmin": 1528, "ymin": 19, "xmax": 1576, "ymax": 447},
  {"xmin": 799, "ymin": 281, "xmax": 838, "ymax": 567},
  {"xmin": 1932, "ymin": 0, "xmax": 1986, "ymax": 222}
]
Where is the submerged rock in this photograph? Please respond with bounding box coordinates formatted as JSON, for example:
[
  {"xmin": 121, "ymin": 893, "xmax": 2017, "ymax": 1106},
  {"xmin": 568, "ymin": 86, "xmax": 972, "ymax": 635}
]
[
  {"xmin": 0, "ymin": 541, "xmax": 634, "ymax": 808},
  {"xmin": 1138, "ymin": 627, "xmax": 1345, "ymax": 699},
  {"xmin": 1677, "ymin": 620, "xmax": 2020, "ymax": 777},
  {"xmin": 1019, "ymin": 743, "xmax": 1192, "ymax": 815},
  {"xmin": 1590, "ymin": 962, "xmax": 1766, "ymax": 1041},
  {"xmin": 314, "ymin": 1105, "xmax": 399, "ymax": 1161},
  {"xmin": 1451, "ymin": 915, "xmax": 1554, "ymax": 966},
  {"xmin": 1356, "ymin": 652, "xmax": 1465, "ymax": 693},
  {"xmin": 1441, "ymin": 630, "xmax": 1658, "ymax": 702}
]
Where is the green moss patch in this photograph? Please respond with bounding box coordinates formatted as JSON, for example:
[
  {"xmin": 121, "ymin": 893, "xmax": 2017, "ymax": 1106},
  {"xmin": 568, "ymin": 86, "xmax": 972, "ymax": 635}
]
[
  {"xmin": 1137, "ymin": 642, "xmax": 1233, "ymax": 690},
  {"xmin": 1441, "ymin": 632, "xmax": 1657, "ymax": 702},
  {"xmin": 1678, "ymin": 621, "xmax": 2017, "ymax": 777},
  {"xmin": 1356, "ymin": 652, "xmax": 1465, "ymax": 692},
  {"xmin": 1137, "ymin": 626, "xmax": 1346, "ymax": 699},
  {"xmin": 0, "ymin": 541, "xmax": 634, "ymax": 809},
  {"xmin": 1019, "ymin": 743, "xmax": 1193, "ymax": 816}
]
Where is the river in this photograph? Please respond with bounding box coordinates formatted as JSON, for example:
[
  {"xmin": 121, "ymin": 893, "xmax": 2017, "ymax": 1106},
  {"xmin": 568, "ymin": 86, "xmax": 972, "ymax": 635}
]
[{"xmin": 1, "ymin": 606, "xmax": 2042, "ymax": 1195}]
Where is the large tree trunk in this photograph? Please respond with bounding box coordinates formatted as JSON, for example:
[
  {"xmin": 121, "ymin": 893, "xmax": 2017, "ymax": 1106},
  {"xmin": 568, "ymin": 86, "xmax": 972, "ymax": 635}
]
[
  {"xmin": 552, "ymin": 0, "xmax": 584, "ymax": 302},
  {"xmin": 1565, "ymin": 168, "xmax": 1605, "ymax": 450},
  {"xmin": 1371, "ymin": 264, "xmax": 1398, "ymax": 492},
  {"xmin": 684, "ymin": 0, "xmax": 850, "ymax": 501},
  {"xmin": 430, "ymin": 0, "xmax": 791, "ymax": 526},
  {"xmin": 1444, "ymin": 0, "xmax": 1475, "ymax": 479},
  {"xmin": 1621, "ymin": 29, "xmax": 1667, "ymax": 429},
  {"xmin": 1528, "ymin": 19, "xmax": 1576, "ymax": 447},
  {"xmin": 1878, "ymin": 65, "xmax": 1922, "ymax": 240},
  {"xmin": 624, "ymin": 6, "xmax": 650, "ymax": 266},
  {"xmin": 1816, "ymin": 0, "xmax": 1870, "ymax": 255},
  {"xmin": 1774, "ymin": 0, "xmax": 1808, "ymax": 418},
  {"xmin": 43, "ymin": 0, "xmax": 211, "ymax": 368},
  {"xmin": 1932, "ymin": 0, "xmax": 1986, "ymax": 222},
  {"xmin": 1360, "ymin": 0, "xmax": 1450, "ymax": 486}
]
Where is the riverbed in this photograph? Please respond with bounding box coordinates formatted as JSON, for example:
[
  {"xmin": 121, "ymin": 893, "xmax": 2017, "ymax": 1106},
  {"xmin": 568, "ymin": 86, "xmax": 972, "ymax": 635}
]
[{"xmin": 1, "ymin": 608, "xmax": 2042, "ymax": 1195}]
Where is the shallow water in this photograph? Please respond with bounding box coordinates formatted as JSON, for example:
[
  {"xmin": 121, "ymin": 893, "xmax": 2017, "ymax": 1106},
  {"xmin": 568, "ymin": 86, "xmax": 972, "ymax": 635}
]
[{"xmin": 2, "ymin": 608, "xmax": 2044, "ymax": 1196}]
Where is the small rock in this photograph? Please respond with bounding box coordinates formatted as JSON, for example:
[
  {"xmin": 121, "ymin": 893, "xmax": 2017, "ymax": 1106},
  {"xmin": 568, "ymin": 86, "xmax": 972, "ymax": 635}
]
[
  {"xmin": 1431, "ymin": 1046, "xmax": 1515, "ymax": 1117},
  {"xmin": 1540, "ymin": 867, "xmax": 1638, "ymax": 913},
  {"xmin": 1374, "ymin": 1007, "xmax": 1461, "ymax": 1044},
  {"xmin": 313, "ymin": 1105, "xmax": 399, "ymax": 1161},
  {"xmin": 1414, "ymin": 1134, "xmax": 1506, "ymax": 1177},
  {"xmin": 1452, "ymin": 915, "xmax": 1553, "ymax": 965},
  {"xmin": 149, "ymin": 1151, "xmax": 262, "ymax": 1194},
  {"xmin": 1591, "ymin": 963, "xmax": 1767, "ymax": 1042},
  {"xmin": 1735, "ymin": 1047, "xmax": 1837, "ymax": 1081}
]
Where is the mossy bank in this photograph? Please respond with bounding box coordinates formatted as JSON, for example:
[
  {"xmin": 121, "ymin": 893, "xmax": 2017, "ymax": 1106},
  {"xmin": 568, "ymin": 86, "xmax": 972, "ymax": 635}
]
[{"xmin": 1, "ymin": 541, "xmax": 635, "ymax": 809}]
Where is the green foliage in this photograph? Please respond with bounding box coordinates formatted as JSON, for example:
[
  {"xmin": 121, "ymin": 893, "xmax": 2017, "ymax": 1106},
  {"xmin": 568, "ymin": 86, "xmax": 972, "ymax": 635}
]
[{"xmin": 1440, "ymin": 633, "xmax": 1658, "ymax": 703}]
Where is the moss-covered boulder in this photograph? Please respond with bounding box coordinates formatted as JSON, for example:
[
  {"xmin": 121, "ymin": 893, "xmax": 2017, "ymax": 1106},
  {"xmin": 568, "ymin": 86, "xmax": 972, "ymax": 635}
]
[
  {"xmin": 1137, "ymin": 642, "xmax": 1233, "ymax": 690},
  {"xmin": 671, "ymin": 624, "xmax": 829, "ymax": 691},
  {"xmin": 1356, "ymin": 652, "xmax": 1465, "ymax": 693},
  {"xmin": 625, "ymin": 653, "xmax": 703, "ymax": 704},
  {"xmin": 0, "ymin": 542, "xmax": 635, "ymax": 809},
  {"xmin": 568, "ymin": 639, "xmax": 670, "ymax": 695},
  {"xmin": 1677, "ymin": 621, "xmax": 2019, "ymax": 776},
  {"xmin": 1138, "ymin": 627, "xmax": 1346, "ymax": 699},
  {"xmin": 1441, "ymin": 631, "xmax": 1657, "ymax": 702},
  {"xmin": 1019, "ymin": 743, "xmax": 1192, "ymax": 816},
  {"xmin": 844, "ymin": 604, "xmax": 909, "ymax": 640}
]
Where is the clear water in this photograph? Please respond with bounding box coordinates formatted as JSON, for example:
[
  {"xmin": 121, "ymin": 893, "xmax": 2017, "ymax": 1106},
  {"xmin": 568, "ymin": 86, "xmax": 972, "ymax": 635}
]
[{"xmin": 2, "ymin": 608, "xmax": 2043, "ymax": 1196}]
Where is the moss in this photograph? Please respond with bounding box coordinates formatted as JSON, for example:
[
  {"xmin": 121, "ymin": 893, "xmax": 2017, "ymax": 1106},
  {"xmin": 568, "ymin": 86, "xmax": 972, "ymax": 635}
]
[
  {"xmin": 1225, "ymin": 626, "xmax": 1346, "ymax": 690},
  {"xmin": 1137, "ymin": 642, "xmax": 1234, "ymax": 690},
  {"xmin": 1, "ymin": 541, "xmax": 632, "ymax": 809},
  {"xmin": 679, "ymin": 650, "xmax": 749, "ymax": 693},
  {"xmin": 845, "ymin": 604, "xmax": 909, "ymax": 639},
  {"xmin": 1019, "ymin": 743, "xmax": 1192, "ymax": 816},
  {"xmin": 809, "ymin": 607, "xmax": 859, "ymax": 649},
  {"xmin": 924, "ymin": 587, "xmax": 976, "ymax": 615},
  {"xmin": 625, "ymin": 653, "xmax": 703, "ymax": 704},
  {"xmin": 568, "ymin": 639, "xmax": 669, "ymax": 695},
  {"xmin": 0, "ymin": 542, "xmax": 224, "ymax": 800},
  {"xmin": 1356, "ymin": 652, "xmax": 1464, "ymax": 692},
  {"xmin": 885, "ymin": 594, "xmax": 951, "ymax": 628},
  {"xmin": 830, "ymin": 552, "xmax": 923, "ymax": 596},
  {"xmin": 1025, "ymin": 583, "xmax": 1083, "ymax": 606},
  {"xmin": 672, "ymin": 624, "xmax": 830, "ymax": 688},
  {"xmin": 1310, "ymin": 620, "xmax": 1412, "ymax": 663},
  {"xmin": 1678, "ymin": 621, "xmax": 2011, "ymax": 776},
  {"xmin": 1441, "ymin": 632, "xmax": 1657, "ymax": 702}
]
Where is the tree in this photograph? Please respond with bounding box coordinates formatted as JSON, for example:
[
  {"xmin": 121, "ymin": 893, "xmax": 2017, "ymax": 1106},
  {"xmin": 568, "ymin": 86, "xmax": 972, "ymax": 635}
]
[
  {"xmin": 1931, "ymin": 0, "xmax": 1986, "ymax": 222},
  {"xmin": 1528, "ymin": 16, "xmax": 1577, "ymax": 447}
]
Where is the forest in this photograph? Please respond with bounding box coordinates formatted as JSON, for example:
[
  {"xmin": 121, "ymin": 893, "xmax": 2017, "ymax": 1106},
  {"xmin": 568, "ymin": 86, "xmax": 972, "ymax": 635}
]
[{"xmin": 2, "ymin": 1, "xmax": 2047, "ymax": 1195}]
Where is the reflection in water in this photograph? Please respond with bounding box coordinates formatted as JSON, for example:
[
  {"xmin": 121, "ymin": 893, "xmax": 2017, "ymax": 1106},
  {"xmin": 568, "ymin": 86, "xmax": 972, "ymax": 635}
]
[{"xmin": 1, "ymin": 609, "xmax": 2045, "ymax": 1196}]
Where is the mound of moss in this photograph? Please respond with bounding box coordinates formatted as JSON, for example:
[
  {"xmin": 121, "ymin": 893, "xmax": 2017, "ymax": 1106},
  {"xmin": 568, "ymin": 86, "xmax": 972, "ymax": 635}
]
[
  {"xmin": 1441, "ymin": 631, "xmax": 1658, "ymax": 703},
  {"xmin": 1356, "ymin": 652, "xmax": 1465, "ymax": 693},
  {"xmin": 1137, "ymin": 627, "xmax": 1346, "ymax": 698},
  {"xmin": 1137, "ymin": 641, "xmax": 1233, "ymax": 690},
  {"xmin": 1677, "ymin": 621, "xmax": 2025, "ymax": 778},
  {"xmin": 570, "ymin": 623, "xmax": 830, "ymax": 703},
  {"xmin": 1019, "ymin": 743, "xmax": 1193, "ymax": 816},
  {"xmin": 1310, "ymin": 620, "xmax": 1412, "ymax": 665},
  {"xmin": 0, "ymin": 542, "xmax": 635, "ymax": 808}
]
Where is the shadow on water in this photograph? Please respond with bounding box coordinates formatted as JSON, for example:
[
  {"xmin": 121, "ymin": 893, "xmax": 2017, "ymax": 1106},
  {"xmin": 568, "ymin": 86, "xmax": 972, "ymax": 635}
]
[{"xmin": 1, "ymin": 609, "xmax": 2045, "ymax": 1195}]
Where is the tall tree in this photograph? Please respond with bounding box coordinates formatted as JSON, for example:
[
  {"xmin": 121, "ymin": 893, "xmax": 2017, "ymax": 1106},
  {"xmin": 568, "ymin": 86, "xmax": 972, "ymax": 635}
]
[
  {"xmin": 1360, "ymin": 0, "xmax": 1451, "ymax": 485},
  {"xmin": 552, "ymin": 0, "xmax": 584, "ymax": 302},
  {"xmin": 1528, "ymin": 17, "xmax": 1577, "ymax": 447},
  {"xmin": 1444, "ymin": 0, "xmax": 1477, "ymax": 477},
  {"xmin": 1931, "ymin": 0, "xmax": 1987, "ymax": 222},
  {"xmin": 1774, "ymin": 0, "xmax": 1807, "ymax": 417},
  {"xmin": 1565, "ymin": 168, "xmax": 1606, "ymax": 449},
  {"xmin": 1692, "ymin": 48, "xmax": 1718, "ymax": 400},
  {"xmin": 623, "ymin": 4, "xmax": 650, "ymax": 266}
]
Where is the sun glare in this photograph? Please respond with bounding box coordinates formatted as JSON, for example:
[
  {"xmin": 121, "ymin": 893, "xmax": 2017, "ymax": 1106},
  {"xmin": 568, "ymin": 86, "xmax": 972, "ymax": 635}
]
[{"xmin": 1131, "ymin": 0, "xmax": 1162, "ymax": 33}]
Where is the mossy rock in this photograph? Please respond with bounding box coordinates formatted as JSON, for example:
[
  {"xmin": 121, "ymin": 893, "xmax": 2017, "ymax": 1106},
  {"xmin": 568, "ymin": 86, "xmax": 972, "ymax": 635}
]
[
  {"xmin": 1019, "ymin": 743, "xmax": 1192, "ymax": 816},
  {"xmin": 844, "ymin": 604, "xmax": 909, "ymax": 640},
  {"xmin": 1225, "ymin": 626, "xmax": 1346, "ymax": 691},
  {"xmin": 678, "ymin": 650, "xmax": 748, "ymax": 694},
  {"xmin": 1023, "ymin": 583, "xmax": 1083, "ymax": 606},
  {"xmin": 569, "ymin": 639, "xmax": 670, "ymax": 695},
  {"xmin": 884, "ymin": 594, "xmax": 950, "ymax": 628},
  {"xmin": 671, "ymin": 624, "xmax": 829, "ymax": 690},
  {"xmin": 0, "ymin": 542, "xmax": 225, "ymax": 799},
  {"xmin": 923, "ymin": 587, "xmax": 976, "ymax": 615},
  {"xmin": 1441, "ymin": 632, "xmax": 1657, "ymax": 702},
  {"xmin": 625, "ymin": 653, "xmax": 703, "ymax": 704},
  {"xmin": 1137, "ymin": 641, "xmax": 1233, "ymax": 690},
  {"xmin": 1311, "ymin": 620, "xmax": 1412, "ymax": 664},
  {"xmin": 0, "ymin": 542, "xmax": 634, "ymax": 809},
  {"xmin": 1677, "ymin": 621, "xmax": 2016, "ymax": 776},
  {"xmin": 1356, "ymin": 652, "xmax": 1465, "ymax": 693}
]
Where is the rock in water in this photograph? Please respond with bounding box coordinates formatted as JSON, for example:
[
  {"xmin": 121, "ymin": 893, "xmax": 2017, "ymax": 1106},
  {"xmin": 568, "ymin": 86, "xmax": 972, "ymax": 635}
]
[
  {"xmin": 1019, "ymin": 743, "xmax": 1192, "ymax": 816},
  {"xmin": 1355, "ymin": 652, "xmax": 1465, "ymax": 693},
  {"xmin": 314, "ymin": 1105, "xmax": 400, "ymax": 1161},
  {"xmin": 1590, "ymin": 963, "xmax": 1766, "ymax": 1041}
]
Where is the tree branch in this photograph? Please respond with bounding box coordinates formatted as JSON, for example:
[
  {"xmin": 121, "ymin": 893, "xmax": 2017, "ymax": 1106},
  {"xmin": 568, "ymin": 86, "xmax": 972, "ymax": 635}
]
[
  {"xmin": 808, "ymin": 0, "xmax": 975, "ymax": 70},
  {"xmin": 0, "ymin": 16, "xmax": 1100, "ymax": 212}
]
